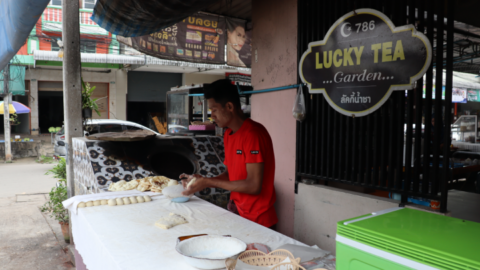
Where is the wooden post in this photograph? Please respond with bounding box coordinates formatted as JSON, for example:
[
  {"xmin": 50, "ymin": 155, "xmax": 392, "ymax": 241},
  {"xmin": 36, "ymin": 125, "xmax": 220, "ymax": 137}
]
[
  {"xmin": 62, "ymin": 0, "xmax": 82, "ymax": 200},
  {"xmin": 3, "ymin": 64, "xmax": 12, "ymax": 163}
]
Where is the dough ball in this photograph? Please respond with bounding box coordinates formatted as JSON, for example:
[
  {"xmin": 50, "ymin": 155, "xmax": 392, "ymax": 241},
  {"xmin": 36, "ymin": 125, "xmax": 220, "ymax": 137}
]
[
  {"xmin": 167, "ymin": 180, "xmax": 178, "ymax": 187},
  {"xmin": 144, "ymin": 195, "xmax": 152, "ymax": 202},
  {"xmin": 78, "ymin": 202, "xmax": 86, "ymax": 208},
  {"xmin": 86, "ymin": 201, "xmax": 94, "ymax": 207},
  {"xmin": 129, "ymin": 197, "xmax": 138, "ymax": 204},
  {"xmin": 108, "ymin": 199, "xmax": 116, "ymax": 206},
  {"xmin": 116, "ymin": 198, "xmax": 124, "ymax": 205},
  {"xmin": 136, "ymin": 196, "xmax": 145, "ymax": 203},
  {"xmin": 123, "ymin": 197, "xmax": 131, "ymax": 205},
  {"xmin": 93, "ymin": 200, "xmax": 101, "ymax": 206},
  {"xmin": 100, "ymin": 199, "xmax": 108, "ymax": 205}
]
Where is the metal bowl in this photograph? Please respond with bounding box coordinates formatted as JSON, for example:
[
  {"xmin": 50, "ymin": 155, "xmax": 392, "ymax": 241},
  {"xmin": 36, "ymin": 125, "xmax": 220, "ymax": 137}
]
[{"xmin": 176, "ymin": 235, "xmax": 247, "ymax": 269}]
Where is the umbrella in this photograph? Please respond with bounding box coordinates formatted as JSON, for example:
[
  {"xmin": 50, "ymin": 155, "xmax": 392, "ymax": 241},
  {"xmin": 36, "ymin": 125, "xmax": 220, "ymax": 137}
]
[{"xmin": 0, "ymin": 101, "xmax": 31, "ymax": 114}]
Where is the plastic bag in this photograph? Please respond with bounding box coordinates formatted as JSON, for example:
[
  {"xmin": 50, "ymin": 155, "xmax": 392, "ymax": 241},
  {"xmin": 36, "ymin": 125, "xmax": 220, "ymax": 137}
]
[{"xmin": 293, "ymin": 86, "xmax": 306, "ymax": 122}]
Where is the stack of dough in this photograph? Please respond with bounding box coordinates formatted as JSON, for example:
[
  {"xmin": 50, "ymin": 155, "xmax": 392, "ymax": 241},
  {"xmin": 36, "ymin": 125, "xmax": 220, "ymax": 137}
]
[
  {"xmin": 78, "ymin": 195, "xmax": 152, "ymax": 209},
  {"xmin": 136, "ymin": 178, "xmax": 152, "ymax": 192},
  {"xmin": 108, "ymin": 176, "xmax": 176, "ymax": 193},
  {"xmin": 149, "ymin": 176, "xmax": 171, "ymax": 193},
  {"xmin": 155, "ymin": 213, "xmax": 188, "ymax": 230},
  {"xmin": 108, "ymin": 180, "xmax": 139, "ymax": 191}
]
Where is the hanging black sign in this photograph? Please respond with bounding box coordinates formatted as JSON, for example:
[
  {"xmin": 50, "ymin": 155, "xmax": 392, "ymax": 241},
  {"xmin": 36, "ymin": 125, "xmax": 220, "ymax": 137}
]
[{"xmin": 299, "ymin": 9, "xmax": 432, "ymax": 117}]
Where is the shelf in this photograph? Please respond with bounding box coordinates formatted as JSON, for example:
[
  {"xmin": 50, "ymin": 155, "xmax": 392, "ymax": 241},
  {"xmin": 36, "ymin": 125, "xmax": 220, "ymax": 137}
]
[{"xmin": 168, "ymin": 114, "xmax": 188, "ymax": 119}]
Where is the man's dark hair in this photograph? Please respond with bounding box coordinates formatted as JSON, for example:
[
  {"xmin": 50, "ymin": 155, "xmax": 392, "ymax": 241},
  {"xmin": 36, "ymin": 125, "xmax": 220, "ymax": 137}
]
[{"xmin": 204, "ymin": 79, "xmax": 241, "ymax": 109}]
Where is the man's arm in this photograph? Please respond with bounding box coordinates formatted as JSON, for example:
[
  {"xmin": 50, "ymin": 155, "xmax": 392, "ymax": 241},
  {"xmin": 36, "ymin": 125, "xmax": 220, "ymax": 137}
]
[
  {"xmin": 182, "ymin": 163, "xmax": 264, "ymax": 196},
  {"xmin": 179, "ymin": 168, "xmax": 230, "ymax": 189}
]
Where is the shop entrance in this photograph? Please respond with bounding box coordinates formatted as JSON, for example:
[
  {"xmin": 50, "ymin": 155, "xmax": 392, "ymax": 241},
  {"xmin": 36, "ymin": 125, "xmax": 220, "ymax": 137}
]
[
  {"xmin": 37, "ymin": 81, "xmax": 109, "ymax": 134},
  {"xmin": 127, "ymin": 102, "xmax": 165, "ymax": 131},
  {"xmin": 38, "ymin": 90, "xmax": 64, "ymax": 134}
]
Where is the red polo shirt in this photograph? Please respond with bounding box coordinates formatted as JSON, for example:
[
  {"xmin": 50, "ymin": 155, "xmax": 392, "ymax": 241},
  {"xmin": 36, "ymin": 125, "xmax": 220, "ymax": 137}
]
[{"xmin": 223, "ymin": 118, "xmax": 278, "ymax": 228}]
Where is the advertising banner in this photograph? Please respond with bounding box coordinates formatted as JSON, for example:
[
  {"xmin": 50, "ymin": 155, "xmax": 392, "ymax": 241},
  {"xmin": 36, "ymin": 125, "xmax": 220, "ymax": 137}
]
[
  {"xmin": 422, "ymin": 85, "xmax": 467, "ymax": 103},
  {"xmin": 226, "ymin": 72, "xmax": 251, "ymax": 86},
  {"xmin": 299, "ymin": 9, "xmax": 432, "ymax": 117},
  {"xmin": 226, "ymin": 18, "xmax": 252, "ymax": 68},
  {"xmin": 467, "ymin": 89, "xmax": 480, "ymax": 102},
  {"xmin": 422, "ymin": 85, "xmax": 445, "ymax": 100},
  {"xmin": 118, "ymin": 13, "xmax": 225, "ymax": 64},
  {"xmin": 452, "ymin": 88, "xmax": 467, "ymax": 103}
]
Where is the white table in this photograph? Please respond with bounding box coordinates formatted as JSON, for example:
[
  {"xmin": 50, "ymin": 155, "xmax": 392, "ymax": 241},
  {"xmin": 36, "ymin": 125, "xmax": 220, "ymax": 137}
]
[{"xmin": 72, "ymin": 196, "xmax": 308, "ymax": 270}]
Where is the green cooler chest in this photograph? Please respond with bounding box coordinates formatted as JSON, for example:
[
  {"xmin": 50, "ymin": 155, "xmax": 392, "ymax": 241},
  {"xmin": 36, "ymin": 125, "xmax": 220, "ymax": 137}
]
[{"xmin": 336, "ymin": 207, "xmax": 480, "ymax": 270}]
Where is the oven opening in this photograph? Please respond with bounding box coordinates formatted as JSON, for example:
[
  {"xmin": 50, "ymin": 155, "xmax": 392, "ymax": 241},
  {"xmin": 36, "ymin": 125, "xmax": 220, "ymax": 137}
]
[{"xmin": 149, "ymin": 151, "xmax": 196, "ymax": 179}]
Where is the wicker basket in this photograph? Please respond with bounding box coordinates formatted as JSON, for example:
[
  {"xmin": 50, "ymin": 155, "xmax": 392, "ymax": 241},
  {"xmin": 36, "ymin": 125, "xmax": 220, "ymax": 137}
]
[{"xmin": 225, "ymin": 249, "xmax": 307, "ymax": 270}]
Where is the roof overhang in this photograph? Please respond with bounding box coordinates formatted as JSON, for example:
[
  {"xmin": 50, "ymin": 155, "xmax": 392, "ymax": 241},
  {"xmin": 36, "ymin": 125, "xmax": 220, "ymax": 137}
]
[{"xmin": 33, "ymin": 50, "xmax": 251, "ymax": 74}]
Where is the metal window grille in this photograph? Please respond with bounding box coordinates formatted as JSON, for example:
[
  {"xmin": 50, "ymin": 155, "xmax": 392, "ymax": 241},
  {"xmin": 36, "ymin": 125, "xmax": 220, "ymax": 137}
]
[{"xmin": 296, "ymin": 0, "xmax": 455, "ymax": 213}]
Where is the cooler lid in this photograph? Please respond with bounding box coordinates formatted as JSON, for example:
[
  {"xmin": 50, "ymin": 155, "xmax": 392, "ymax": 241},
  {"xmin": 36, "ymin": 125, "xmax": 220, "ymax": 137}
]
[{"xmin": 337, "ymin": 208, "xmax": 480, "ymax": 269}]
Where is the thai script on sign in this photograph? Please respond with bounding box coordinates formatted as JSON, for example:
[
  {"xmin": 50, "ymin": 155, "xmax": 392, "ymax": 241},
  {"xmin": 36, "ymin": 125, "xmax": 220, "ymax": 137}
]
[{"xmin": 341, "ymin": 92, "xmax": 371, "ymax": 104}]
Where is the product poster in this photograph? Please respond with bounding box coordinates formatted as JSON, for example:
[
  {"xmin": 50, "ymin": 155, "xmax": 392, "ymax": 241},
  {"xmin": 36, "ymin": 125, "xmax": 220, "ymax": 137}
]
[
  {"xmin": 118, "ymin": 13, "xmax": 225, "ymax": 64},
  {"xmin": 226, "ymin": 18, "xmax": 252, "ymax": 68}
]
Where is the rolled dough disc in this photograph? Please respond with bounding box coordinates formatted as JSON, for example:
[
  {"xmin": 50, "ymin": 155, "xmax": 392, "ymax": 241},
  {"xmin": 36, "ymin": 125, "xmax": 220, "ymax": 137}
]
[{"xmin": 155, "ymin": 213, "xmax": 188, "ymax": 230}]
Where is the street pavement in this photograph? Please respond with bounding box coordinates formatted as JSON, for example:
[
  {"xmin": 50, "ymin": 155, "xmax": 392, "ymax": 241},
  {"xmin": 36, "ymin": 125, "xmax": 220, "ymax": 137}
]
[
  {"xmin": 0, "ymin": 157, "xmax": 75, "ymax": 270},
  {"xmin": 0, "ymin": 157, "xmax": 59, "ymax": 198}
]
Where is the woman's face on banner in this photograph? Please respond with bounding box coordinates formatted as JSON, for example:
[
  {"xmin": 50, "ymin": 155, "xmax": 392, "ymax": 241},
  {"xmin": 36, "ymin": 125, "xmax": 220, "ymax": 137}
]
[{"xmin": 229, "ymin": 26, "xmax": 246, "ymax": 51}]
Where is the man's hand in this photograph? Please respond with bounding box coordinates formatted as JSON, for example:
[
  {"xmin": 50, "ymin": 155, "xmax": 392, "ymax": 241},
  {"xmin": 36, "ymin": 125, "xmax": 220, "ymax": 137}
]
[
  {"xmin": 180, "ymin": 174, "xmax": 210, "ymax": 196},
  {"xmin": 179, "ymin": 173, "xmax": 202, "ymax": 189}
]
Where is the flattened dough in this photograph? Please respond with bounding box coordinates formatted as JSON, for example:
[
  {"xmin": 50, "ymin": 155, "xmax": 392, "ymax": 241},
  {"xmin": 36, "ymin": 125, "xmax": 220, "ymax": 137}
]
[
  {"xmin": 86, "ymin": 201, "xmax": 94, "ymax": 207},
  {"xmin": 78, "ymin": 202, "xmax": 86, "ymax": 208},
  {"xmin": 129, "ymin": 197, "xmax": 138, "ymax": 204},
  {"xmin": 144, "ymin": 195, "xmax": 152, "ymax": 202},
  {"xmin": 108, "ymin": 199, "xmax": 116, "ymax": 206},
  {"xmin": 100, "ymin": 199, "xmax": 108, "ymax": 205},
  {"xmin": 93, "ymin": 200, "xmax": 101, "ymax": 206},
  {"xmin": 136, "ymin": 196, "xmax": 145, "ymax": 203},
  {"xmin": 155, "ymin": 213, "xmax": 188, "ymax": 230}
]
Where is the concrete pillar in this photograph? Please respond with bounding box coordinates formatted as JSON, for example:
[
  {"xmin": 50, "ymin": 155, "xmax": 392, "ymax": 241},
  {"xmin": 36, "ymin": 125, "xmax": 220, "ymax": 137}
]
[
  {"xmin": 30, "ymin": 79, "xmax": 39, "ymax": 135},
  {"xmin": 62, "ymin": 0, "xmax": 82, "ymax": 199},
  {"xmin": 3, "ymin": 65, "xmax": 12, "ymax": 162},
  {"xmin": 109, "ymin": 81, "xmax": 116, "ymax": 119},
  {"xmin": 115, "ymin": 69, "xmax": 128, "ymax": 120},
  {"xmin": 251, "ymin": 0, "xmax": 298, "ymax": 237}
]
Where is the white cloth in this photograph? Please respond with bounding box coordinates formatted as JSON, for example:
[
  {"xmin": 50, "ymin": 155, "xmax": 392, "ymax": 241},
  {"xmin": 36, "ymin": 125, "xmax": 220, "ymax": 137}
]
[
  {"xmin": 72, "ymin": 196, "xmax": 311, "ymax": 270},
  {"xmin": 63, "ymin": 190, "xmax": 161, "ymax": 214}
]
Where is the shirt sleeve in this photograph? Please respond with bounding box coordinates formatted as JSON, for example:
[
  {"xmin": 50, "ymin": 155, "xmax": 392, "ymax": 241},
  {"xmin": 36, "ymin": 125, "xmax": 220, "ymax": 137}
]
[{"xmin": 244, "ymin": 131, "xmax": 264, "ymax": 163}]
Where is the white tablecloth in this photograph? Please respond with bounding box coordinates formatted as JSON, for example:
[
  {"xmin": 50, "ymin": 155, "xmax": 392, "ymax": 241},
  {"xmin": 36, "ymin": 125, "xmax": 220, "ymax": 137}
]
[{"xmin": 72, "ymin": 196, "xmax": 308, "ymax": 270}]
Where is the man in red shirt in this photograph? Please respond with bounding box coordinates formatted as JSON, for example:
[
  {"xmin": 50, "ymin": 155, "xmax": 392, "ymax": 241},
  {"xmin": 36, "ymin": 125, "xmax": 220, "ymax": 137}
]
[{"xmin": 181, "ymin": 79, "xmax": 278, "ymax": 229}]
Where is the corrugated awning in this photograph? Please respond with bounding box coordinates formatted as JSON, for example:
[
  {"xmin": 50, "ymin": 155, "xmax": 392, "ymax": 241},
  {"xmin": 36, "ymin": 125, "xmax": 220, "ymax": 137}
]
[
  {"xmin": 33, "ymin": 50, "xmax": 251, "ymax": 72},
  {"xmin": 91, "ymin": 0, "xmax": 219, "ymax": 37},
  {"xmin": 33, "ymin": 50, "xmax": 145, "ymax": 65},
  {"xmin": 0, "ymin": 0, "xmax": 50, "ymax": 71}
]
